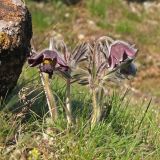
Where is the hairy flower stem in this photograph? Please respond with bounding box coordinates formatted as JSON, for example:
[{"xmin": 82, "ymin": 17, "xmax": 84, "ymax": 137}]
[
  {"xmin": 40, "ymin": 72, "xmax": 58, "ymax": 120},
  {"xmin": 65, "ymin": 79, "xmax": 74, "ymax": 126},
  {"xmin": 91, "ymin": 90, "xmax": 102, "ymax": 128}
]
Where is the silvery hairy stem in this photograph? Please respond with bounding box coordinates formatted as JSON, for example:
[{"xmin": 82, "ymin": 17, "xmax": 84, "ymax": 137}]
[
  {"xmin": 91, "ymin": 89, "xmax": 102, "ymax": 128},
  {"xmin": 65, "ymin": 79, "xmax": 74, "ymax": 126},
  {"xmin": 40, "ymin": 71, "xmax": 58, "ymax": 120}
]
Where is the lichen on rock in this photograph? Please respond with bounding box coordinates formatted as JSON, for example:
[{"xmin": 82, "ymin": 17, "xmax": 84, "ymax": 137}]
[{"xmin": 0, "ymin": 32, "xmax": 11, "ymax": 50}]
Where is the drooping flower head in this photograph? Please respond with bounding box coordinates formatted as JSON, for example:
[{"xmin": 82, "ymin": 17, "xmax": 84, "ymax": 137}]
[
  {"xmin": 28, "ymin": 37, "xmax": 89, "ymax": 79},
  {"xmin": 92, "ymin": 36, "xmax": 138, "ymax": 77},
  {"xmin": 108, "ymin": 40, "xmax": 137, "ymax": 69},
  {"xmin": 106, "ymin": 39, "xmax": 138, "ymax": 78},
  {"xmin": 28, "ymin": 49, "xmax": 69, "ymax": 78}
]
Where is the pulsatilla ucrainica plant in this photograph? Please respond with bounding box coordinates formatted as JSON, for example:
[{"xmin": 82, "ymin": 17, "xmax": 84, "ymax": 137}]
[
  {"xmin": 28, "ymin": 36, "xmax": 138, "ymax": 128},
  {"xmin": 28, "ymin": 38, "xmax": 89, "ymax": 125},
  {"xmin": 28, "ymin": 40, "xmax": 69, "ymax": 121},
  {"xmin": 75, "ymin": 36, "xmax": 138, "ymax": 128}
]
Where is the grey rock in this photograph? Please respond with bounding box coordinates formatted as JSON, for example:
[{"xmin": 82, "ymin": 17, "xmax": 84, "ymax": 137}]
[{"xmin": 0, "ymin": 0, "xmax": 32, "ymax": 97}]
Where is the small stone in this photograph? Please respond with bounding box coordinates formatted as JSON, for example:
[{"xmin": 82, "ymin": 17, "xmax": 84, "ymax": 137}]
[
  {"xmin": 64, "ymin": 13, "xmax": 70, "ymax": 18},
  {"xmin": 77, "ymin": 33, "xmax": 85, "ymax": 40}
]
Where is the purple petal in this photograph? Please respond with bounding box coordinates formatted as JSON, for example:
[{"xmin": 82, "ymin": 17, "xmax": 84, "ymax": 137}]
[
  {"xmin": 27, "ymin": 50, "xmax": 58, "ymax": 67},
  {"xmin": 28, "ymin": 52, "xmax": 44, "ymax": 67},
  {"xmin": 56, "ymin": 55, "xmax": 68, "ymax": 67},
  {"xmin": 43, "ymin": 50, "xmax": 57, "ymax": 61},
  {"xmin": 43, "ymin": 50, "xmax": 68, "ymax": 67},
  {"xmin": 108, "ymin": 41, "xmax": 137, "ymax": 69},
  {"xmin": 108, "ymin": 56, "xmax": 119, "ymax": 69}
]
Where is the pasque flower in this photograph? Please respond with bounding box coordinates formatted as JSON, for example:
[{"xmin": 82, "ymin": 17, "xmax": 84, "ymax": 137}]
[
  {"xmin": 27, "ymin": 41, "xmax": 71, "ymax": 121},
  {"xmin": 108, "ymin": 40, "xmax": 138, "ymax": 77},
  {"xmin": 28, "ymin": 50, "xmax": 69, "ymax": 78},
  {"xmin": 75, "ymin": 36, "xmax": 138, "ymax": 128}
]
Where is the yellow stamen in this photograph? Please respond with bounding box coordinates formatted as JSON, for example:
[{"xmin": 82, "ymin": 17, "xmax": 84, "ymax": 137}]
[{"xmin": 43, "ymin": 59, "xmax": 53, "ymax": 65}]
